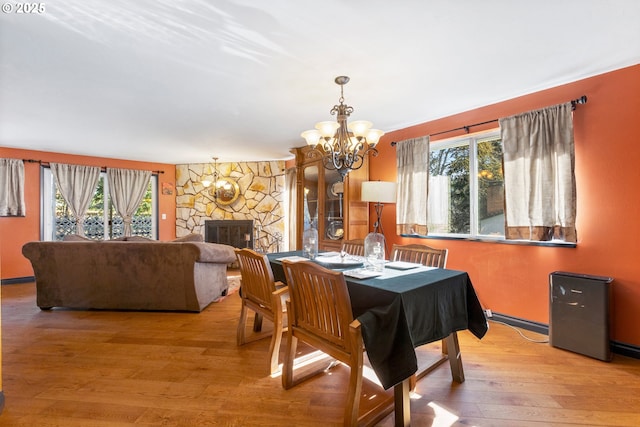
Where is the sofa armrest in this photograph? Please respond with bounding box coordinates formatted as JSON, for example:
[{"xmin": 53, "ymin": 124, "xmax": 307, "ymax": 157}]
[{"xmin": 190, "ymin": 242, "xmax": 236, "ymax": 264}]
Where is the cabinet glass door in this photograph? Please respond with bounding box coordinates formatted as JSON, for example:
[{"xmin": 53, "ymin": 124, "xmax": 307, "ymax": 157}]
[
  {"xmin": 303, "ymin": 165, "xmax": 318, "ymax": 230},
  {"xmin": 324, "ymin": 169, "xmax": 344, "ymax": 241}
]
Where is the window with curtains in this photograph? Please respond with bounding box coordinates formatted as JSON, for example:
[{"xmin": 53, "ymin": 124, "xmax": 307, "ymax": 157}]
[
  {"xmin": 414, "ymin": 102, "xmax": 576, "ymax": 243},
  {"xmin": 42, "ymin": 168, "xmax": 157, "ymax": 241},
  {"xmin": 427, "ymin": 130, "xmax": 505, "ymax": 238}
]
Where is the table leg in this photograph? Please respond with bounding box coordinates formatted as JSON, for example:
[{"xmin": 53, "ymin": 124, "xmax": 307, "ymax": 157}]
[
  {"xmin": 393, "ymin": 378, "xmax": 411, "ymax": 427},
  {"xmin": 444, "ymin": 332, "xmax": 465, "ymax": 383}
]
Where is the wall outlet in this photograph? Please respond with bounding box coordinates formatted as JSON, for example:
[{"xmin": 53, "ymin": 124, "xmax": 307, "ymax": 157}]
[{"xmin": 485, "ymin": 309, "xmax": 493, "ymax": 318}]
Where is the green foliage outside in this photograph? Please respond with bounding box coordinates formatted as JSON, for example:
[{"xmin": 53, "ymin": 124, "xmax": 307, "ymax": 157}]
[
  {"xmin": 55, "ymin": 176, "xmax": 153, "ymax": 239},
  {"xmin": 429, "ymin": 138, "xmax": 503, "ymax": 234}
]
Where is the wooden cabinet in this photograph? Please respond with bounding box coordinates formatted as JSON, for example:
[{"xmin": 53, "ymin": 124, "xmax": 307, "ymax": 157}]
[{"xmin": 292, "ymin": 146, "xmax": 370, "ymax": 251}]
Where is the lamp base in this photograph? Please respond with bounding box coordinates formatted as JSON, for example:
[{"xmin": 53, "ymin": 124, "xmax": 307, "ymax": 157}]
[{"xmin": 373, "ymin": 202, "xmax": 384, "ymax": 235}]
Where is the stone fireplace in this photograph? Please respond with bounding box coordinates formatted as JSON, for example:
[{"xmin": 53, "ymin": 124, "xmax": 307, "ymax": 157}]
[{"xmin": 175, "ymin": 161, "xmax": 287, "ymax": 253}]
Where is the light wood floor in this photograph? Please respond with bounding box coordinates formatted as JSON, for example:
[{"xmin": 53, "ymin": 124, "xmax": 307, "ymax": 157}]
[{"xmin": 0, "ymin": 280, "xmax": 639, "ymax": 427}]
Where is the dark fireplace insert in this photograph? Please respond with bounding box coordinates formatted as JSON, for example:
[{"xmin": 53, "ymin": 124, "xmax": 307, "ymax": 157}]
[{"xmin": 204, "ymin": 220, "xmax": 254, "ymax": 249}]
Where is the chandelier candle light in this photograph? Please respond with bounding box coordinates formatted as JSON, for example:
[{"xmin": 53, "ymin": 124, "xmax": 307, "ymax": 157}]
[{"xmin": 301, "ymin": 76, "xmax": 384, "ymax": 180}]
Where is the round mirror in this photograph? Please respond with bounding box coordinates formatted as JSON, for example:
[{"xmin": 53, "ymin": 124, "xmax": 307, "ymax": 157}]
[{"xmin": 213, "ymin": 178, "xmax": 240, "ymax": 205}]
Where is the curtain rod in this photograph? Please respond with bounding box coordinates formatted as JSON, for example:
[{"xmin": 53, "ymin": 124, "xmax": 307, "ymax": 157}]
[
  {"xmin": 22, "ymin": 159, "xmax": 165, "ymax": 174},
  {"xmin": 391, "ymin": 95, "xmax": 587, "ymax": 146}
]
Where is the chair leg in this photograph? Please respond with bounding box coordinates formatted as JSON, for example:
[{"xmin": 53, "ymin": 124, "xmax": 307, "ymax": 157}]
[
  {"xmin": 268, "ymin": 315, "xmax": 283, "ymax": 374},
  {"xmin": 410, "ymin": 339, "xmax": 450, "ymax": 391},
  {"xmin": 409, "ymin": 373, "xmax": 417, "ymax": 391},
  {"xmin": 393, "ymin": 379, "xmax": 411, "ymax": 427},
  {"xmin": 236, "ymin": 303, "xmax": 248, "ymax": 345},
  {"xmin": 445, "ymin": 332, "xmax": 465, "ymax": 383},
  {"xmin": 282, "ymin": 332, "xmax": 298, "ymax": 390},
  {"xmin": 344, "ymin": 356, "xmax": 363, "ymax": 426},
  {"xmin": 253, "ymin": 312, "xmax": 263, "ymax": 332}
]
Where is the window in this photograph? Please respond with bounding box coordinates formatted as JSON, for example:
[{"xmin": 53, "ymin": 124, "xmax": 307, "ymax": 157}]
[
  {"xmin": 428, "ymin": 131, "xmax": 504, "ymax": 238},
  {"xmin": 42, "ymin": 168, "xmax": 157, "ymax": 241}
]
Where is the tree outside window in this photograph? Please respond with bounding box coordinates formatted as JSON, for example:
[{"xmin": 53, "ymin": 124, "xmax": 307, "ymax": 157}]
[
  {"xmin": 54, "ymin": 174, "xmax": 155, "ymax": 240},
  {"xmin": 428, "ymin": 132, "xmax": 503, "ymax": 237}
]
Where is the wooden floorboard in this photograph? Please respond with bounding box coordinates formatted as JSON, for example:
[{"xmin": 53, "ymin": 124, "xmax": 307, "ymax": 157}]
[{"xmin": 0, "ymin": 280, "xmax": 639, "ymax": 426}]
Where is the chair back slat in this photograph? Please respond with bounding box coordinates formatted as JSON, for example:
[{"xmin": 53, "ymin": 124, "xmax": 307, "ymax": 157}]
[
  {"xmin": 283, "ymin": 260, "xmax": 355, "ymax": 352},
  {"xmin": 341, "ymin": 239, "xmax": 365, "ymax": 257},
  {"xmin": 235, "ymin": 248, "xmax": 277, "ymax": 312},
  {"xmin": 390, "ymin": 244, "xmax": 448, "ymax": 268}
]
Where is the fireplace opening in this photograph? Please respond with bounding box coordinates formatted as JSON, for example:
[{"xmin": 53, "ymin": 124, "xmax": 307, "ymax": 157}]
[{"xmin": 204, "ymin": 220, "xmax": 254, "ymax": 249}]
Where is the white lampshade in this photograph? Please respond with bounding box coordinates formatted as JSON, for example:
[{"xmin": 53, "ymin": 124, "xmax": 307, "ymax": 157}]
[
  {"xmin": 301, "ymin": 129, "xmax": 322, "ymax": 146},
  {"xmin": 348, "ymin": 120, "xmax": 372, "ymax": 137},
  {"xmin": 361, "ymin": 181, "xmax": 397, "ymax": 203},
  {"xmin": 365, "ymin": 129, "xmax": 385, "ymax": 146},
  {"xmin": 315, "ymin": 121, "xmax": 340, "ymax": 138}
]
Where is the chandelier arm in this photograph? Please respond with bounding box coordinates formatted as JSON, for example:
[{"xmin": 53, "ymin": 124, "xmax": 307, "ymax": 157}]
[{"xmin": 361, "ymin": 146, "xmax": 379, "ymax": 158}]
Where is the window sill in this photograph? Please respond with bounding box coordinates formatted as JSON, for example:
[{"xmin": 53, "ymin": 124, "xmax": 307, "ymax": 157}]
[{"xmin": 400, "ymin": 234, "xmax": 577, "ymax": 248}]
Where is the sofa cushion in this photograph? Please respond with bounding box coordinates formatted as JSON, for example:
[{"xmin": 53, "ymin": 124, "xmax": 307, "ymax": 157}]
[
  {"xmin": 124, "ymin": 236, "xmax": 156, "ymax": 242},
  {"xmin": 173, "ymin": 233, "xmax": 204, "ymax": 242},
  {"xmin": 63, "ymin": 234, "xmax": 94, "ymax": 242}
]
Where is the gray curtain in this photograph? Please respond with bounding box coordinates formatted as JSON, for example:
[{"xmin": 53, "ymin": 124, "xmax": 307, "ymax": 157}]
[
  {"xmin": 50, "ymin": 162, "xmax": 101, "ymax": 236},
  {"xmin": 0, "ymin": 158, "xmax": 25, "ymax": 216},
  {"xmin": 107, "ymin": 168, "xmax": 151, "ymax": 237},
  {"xmin": 395, "ymin": 136, "xmax": 430, "ymax": 236},
  {"xmin": 499, "ymin": 102, "xmax": 577, "ymax": 242},
  {"xmin": 285, "ymin": 167, "xmax": 297, "ymax": 250}
]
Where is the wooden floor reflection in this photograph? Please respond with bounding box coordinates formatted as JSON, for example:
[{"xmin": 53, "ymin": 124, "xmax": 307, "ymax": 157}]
[{"xmin": 0, "ymin": 281, "xmax": 639, "ymax": 426}]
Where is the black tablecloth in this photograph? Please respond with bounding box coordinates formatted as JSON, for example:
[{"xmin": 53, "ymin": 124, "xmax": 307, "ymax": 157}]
[{"xmin": 268, "ymin": 252, "xmax": 488, "ymax": 390}]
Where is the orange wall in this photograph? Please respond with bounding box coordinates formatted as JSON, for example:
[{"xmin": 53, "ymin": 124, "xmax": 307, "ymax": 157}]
[
  {"xmin": 371, "ymin": 64, "xmax": 640, "ymax": 347},
  {"xmin": 2, "ymin": 65, "xmax": 639, "ymax": 348},
  {"xmin": 0, "ymin": 148, "xmax": 177, "ymax": 280}
]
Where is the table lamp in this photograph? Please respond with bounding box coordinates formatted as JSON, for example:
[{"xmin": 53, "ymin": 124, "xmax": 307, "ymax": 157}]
[{"xmin": 361, "ymin": 181, "xmax": 397, "ymax": 235}]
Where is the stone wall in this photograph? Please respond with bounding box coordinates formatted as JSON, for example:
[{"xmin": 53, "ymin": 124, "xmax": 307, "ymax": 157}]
[{"xmin": 175, "ymin": 161, "xmax": 287, "ymax": 253}]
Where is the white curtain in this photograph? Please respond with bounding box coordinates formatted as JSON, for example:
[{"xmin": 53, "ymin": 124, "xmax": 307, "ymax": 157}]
[
  {"xmin": 50, "ymin": 162, "xmax": 101, "ymax": 236},
  {"xmin": 0, "ymin": 159, "xmax": 25, "ymax": 216},
  {"xmin": 396, "ymin": 136, "xmax": 430, "ymax": 236},
  {"xmin": 499, "ymin": 102, "xmax": 577, "ymax": 242},
  {"xmin": 107, "ymin": 168, "xmax": 151, "ymax": 237}
]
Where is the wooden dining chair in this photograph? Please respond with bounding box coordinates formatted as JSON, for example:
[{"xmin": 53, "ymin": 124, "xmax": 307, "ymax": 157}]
[
  {"xmin": 340, "ymin": 239, "xmax": 365, "ymax": 257},
  {"xmin": 390, "ymin": 243, "xmax": 448, "ymax": 268},
  {"xmin": 281, "ymin": 260, "xmax": 365, "ymax": 427},
  {"xmin": 235, "ymin": 248, "xmax": 289, "ymax": 375},
  {"xmin": 390, "ymin": 243, "xmax": 456, "ymax": 390}
]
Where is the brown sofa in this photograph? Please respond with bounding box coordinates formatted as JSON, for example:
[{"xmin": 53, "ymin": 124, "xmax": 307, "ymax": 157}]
[{"xmin": 21, "ymin": 236, "xmax": 237, "ymax": 312}]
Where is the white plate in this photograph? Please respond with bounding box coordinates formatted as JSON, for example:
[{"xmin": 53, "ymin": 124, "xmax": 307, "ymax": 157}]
[
  {"xmin": 344, "ymin": 268, "xmax": 383, "ymax": 279},
  {"xmin": 385, "ymin": 261, "xmax": 423, "ymax": 270},
  {"xmin": 276, "ymin": 256, "xmax": 309, "ymax": 262},
  {"xmin": 315, "ymin": 255, "xmax": 363, "ymax": 268}
]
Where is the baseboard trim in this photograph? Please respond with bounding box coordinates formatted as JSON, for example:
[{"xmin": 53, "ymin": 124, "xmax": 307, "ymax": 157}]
[
  {"xmin": 491, "ymin": 312, "xmax": 549, "ymax": 335},
  {"xmin": 491, "ymin": 312, "xmax": 640, "ymax": 360},
  {"xmin": 1, "ymin": 276, "xmax": 35, "ymax": 285},
  {"xmin": 610, "ymin": 341, "xmax": 640, "ymax": 359}
]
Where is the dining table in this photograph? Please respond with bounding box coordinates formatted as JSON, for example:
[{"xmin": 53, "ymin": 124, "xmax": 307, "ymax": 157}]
[{"xmin": 267, "ymin": 251, "xmax": 489, "ymax": 427}]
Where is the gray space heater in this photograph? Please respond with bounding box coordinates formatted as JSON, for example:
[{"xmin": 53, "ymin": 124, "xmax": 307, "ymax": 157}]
[{"xmin": 549, "ymin": 271, "xmax": 613, "ymax": 361}]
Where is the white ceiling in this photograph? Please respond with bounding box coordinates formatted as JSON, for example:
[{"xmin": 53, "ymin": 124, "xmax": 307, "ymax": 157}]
[{"xmin": 1, "ymin": 0, "xmax": 639, "ymax": 165}]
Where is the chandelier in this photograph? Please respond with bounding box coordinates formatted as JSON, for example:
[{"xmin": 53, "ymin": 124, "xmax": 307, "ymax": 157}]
[
  {"xmin": 201, "ymin": 157, "xmax": 220, "ymax": 189},
  {"xmin": 301, "ymin": 76, "xmax": 384, "ymax": 180},
  {"xmin": 201, "ymin": 157, "xmax": 240, "ymax": 205}
]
